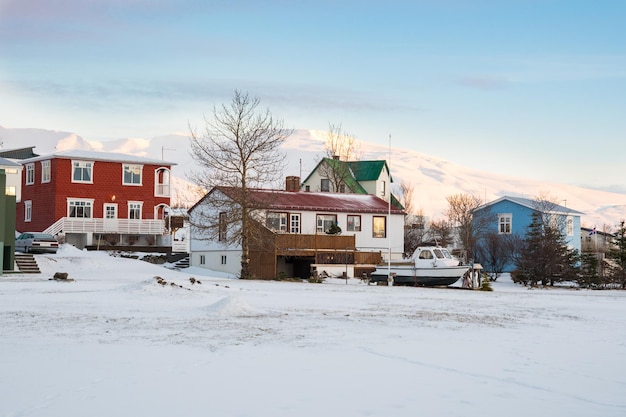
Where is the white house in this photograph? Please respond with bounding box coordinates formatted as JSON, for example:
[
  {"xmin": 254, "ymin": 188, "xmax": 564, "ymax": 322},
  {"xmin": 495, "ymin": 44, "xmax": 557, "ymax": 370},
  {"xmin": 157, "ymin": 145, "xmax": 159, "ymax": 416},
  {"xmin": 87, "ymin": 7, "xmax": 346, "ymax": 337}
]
[{"xmin": 189, "ymin": 182, "xmax": 405, "ymax": 280}]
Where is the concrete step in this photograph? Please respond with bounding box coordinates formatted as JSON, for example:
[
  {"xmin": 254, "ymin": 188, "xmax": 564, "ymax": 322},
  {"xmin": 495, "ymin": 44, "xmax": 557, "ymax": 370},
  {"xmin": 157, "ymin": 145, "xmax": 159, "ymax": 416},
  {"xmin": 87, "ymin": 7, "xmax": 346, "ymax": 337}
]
[{"xmin": 15, "ymin": 254, "xmax": 41, "ymax": 274}]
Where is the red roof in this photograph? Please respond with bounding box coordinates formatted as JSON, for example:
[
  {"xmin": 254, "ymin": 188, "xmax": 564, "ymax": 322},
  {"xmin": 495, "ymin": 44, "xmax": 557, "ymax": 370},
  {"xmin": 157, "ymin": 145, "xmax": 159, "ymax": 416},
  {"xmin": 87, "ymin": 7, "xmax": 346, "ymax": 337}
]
[{"xmin": 192, "ymin": 186, "xmax": 405, "ymax": 215}]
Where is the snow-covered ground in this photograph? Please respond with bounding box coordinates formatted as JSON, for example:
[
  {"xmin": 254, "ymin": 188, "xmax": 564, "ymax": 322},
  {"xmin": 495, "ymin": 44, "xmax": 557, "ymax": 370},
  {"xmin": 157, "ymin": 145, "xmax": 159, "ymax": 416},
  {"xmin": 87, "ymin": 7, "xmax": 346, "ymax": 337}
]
[{"xmin": 1, "ymin": 245, "xmax": 625, "ymax": 417}]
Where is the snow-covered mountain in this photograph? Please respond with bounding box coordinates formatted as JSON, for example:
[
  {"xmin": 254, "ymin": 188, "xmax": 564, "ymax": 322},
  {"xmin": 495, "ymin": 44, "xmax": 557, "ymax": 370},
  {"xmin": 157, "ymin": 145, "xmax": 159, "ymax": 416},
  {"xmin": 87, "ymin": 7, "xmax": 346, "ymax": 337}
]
[{"xmin": 1, "ymin": 125, "xmax": 625, "ymax": 228}]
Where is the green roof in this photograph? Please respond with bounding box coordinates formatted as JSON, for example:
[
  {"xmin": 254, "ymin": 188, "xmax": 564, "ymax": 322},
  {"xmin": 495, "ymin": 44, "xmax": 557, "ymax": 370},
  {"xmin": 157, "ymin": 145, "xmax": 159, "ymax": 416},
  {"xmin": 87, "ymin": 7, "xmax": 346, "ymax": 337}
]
[{"xmin": 347, "ymin": 160, "xmax": 391, "ymax": 182}]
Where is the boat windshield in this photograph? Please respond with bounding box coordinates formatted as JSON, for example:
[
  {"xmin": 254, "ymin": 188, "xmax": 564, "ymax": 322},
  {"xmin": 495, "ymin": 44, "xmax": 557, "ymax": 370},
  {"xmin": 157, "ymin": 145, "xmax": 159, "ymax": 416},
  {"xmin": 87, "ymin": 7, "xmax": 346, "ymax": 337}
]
[
  {"xmin": 441, "ymin": 249, "xmax": 453, "ymax": 259},
  {"xmin": 418, "ymin": 250, "xmax": 434, "ymax": 259},
  {"xmin": 433, "ymin": 249, "xmax": 444, "ymax": 259}
]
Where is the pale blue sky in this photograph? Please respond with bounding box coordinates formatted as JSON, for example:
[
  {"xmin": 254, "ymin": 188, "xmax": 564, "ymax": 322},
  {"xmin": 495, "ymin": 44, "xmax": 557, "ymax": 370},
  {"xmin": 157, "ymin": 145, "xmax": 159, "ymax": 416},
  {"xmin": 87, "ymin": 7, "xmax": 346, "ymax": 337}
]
[{"xmin": 1, "ymin": 0, "xmax": 625, "ymax": 191}]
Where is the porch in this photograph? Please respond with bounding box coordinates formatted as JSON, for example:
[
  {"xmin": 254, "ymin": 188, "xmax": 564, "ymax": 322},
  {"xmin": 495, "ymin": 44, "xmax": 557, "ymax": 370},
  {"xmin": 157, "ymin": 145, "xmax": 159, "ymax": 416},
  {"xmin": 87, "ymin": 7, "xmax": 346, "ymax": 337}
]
[
  {"xmin": 250, "ymin": 232, "xmax": 382, "ymax": 280},
  {"xmin": 44, "ymin": 217, "xmax": 166, "ymax": 236}
]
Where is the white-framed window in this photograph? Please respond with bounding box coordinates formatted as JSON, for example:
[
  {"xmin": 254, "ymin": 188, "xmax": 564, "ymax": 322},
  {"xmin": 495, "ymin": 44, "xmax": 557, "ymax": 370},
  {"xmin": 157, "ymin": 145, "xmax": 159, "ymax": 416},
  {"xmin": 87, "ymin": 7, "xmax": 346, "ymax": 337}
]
[
  {"xmin": 498, "ymin": 214, "xmax": 512, "ymax": 234},
  {"xmin": 381, "ymin": 180, "xmax": 386, "ymax": 197},
  {"xmin": 200, "ymin": 255, "xmax": 206, "ymax": 265},
  {"xmin": 290, "ymin": 213, "xmax": 301, "ymax": 234},
  {"xmin": 221, "ymin": 255, "xmax": 227, "ymax": 265},
  {"xmin": 123, "ymin": 164, "xmax": 143, "ymax": 186},
  {"xmin": 154, "ymin": 167, "xmax": 171, "ymax": 196},
  {"xmin": 347, "ymin": 215, "xmax": 361, "ymax": 232},
  {"xmin": 566, "ymin": 216, "xmax": 574, "ymax": 236},
  {"xmin": 104, "ymin": 203, "xmax": 118, "ymax": 219},
  {"xmin": 128, "ymin": 201, "xmax": 142, "ymax": 219},
  {"xmin": 267, "ymin": 212, "xmax": 288, "ymax": 232},
  {"xmin": 68, "ymin": 199, "xmax": 93, "ymax": 218},
  {"xmin": 316, "ymin": 214, "xmax": 337, "ymax": 233},
  {"xmin": 72, "ymin": 160, "xmax": 93, "ymax": 183},
  {"xmin": 41, "ymin": 160, "xmax": 51, "ymax": 183},
  {"xmin": 373, "ymin": 216, "xmax": 386, "ymax": 238},
  {"xmin": 25, "ymin": 163, "xmax": 35, "ymax": 185},
  {"xmin": 24, "ymin": 200, "xmax": 32, "ymax": 222}
]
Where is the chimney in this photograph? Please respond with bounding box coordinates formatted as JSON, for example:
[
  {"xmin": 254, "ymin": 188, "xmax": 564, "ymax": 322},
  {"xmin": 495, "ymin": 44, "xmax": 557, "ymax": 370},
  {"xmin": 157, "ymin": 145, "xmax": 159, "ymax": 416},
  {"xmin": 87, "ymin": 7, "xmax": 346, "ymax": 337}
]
[{"xmin": 285, "ymin": 176, "xmax": 300, "ymax": 192}]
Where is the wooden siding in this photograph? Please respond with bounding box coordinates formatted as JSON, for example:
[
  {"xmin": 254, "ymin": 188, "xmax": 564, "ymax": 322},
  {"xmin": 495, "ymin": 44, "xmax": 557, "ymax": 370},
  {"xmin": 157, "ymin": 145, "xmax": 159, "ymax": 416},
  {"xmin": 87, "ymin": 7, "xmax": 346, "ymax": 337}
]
[{"xmin": 249, "ymin": 226, "xmax": 382, "ymax": 279}]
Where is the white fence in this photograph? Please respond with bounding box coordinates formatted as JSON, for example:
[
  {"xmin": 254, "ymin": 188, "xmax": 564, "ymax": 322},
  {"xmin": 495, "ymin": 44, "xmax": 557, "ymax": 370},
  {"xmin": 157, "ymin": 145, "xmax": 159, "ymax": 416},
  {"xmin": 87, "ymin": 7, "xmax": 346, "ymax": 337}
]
[{"xmin": 45, "ymin": 217, "xmax": 166, "ymax": 236}]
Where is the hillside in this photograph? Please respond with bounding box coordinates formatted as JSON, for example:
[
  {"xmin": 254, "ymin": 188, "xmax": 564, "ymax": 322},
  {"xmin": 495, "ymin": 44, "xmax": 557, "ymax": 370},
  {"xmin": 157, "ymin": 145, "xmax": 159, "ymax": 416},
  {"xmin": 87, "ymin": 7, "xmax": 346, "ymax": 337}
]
[{"xmin": 1, "ymin": 125, "xmax": 625, "ymax": 227}]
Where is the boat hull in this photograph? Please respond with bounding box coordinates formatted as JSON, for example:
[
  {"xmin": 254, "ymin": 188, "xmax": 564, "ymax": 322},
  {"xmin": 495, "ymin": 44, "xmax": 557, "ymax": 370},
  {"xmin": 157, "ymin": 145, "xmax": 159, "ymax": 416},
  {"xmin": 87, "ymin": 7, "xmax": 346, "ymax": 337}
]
[{"xmin": 370, "ymin": 265, "xmax": 469, "ymax": 287}]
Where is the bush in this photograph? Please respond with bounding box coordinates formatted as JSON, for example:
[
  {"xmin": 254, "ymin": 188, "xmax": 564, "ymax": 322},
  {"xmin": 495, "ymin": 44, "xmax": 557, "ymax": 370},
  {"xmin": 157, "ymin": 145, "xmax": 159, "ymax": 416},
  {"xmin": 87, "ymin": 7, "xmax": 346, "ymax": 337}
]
[{"xmin": 479, "ymin": 277, "xmax": 493, "ymax": 291}]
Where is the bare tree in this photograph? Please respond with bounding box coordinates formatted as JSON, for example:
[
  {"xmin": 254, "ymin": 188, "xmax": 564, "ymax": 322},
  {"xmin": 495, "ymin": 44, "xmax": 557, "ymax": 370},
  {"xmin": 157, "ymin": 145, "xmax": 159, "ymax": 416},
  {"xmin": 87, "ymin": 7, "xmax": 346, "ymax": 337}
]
[
  {"xmin": 317, "ymin": 123, "xmax": 361, "ymax": 192},
  {"xmin": 188, "ymin": 90, "xmax": 292, "ymax": 279},
  {"xmin": 475, "ymin": 231, "xmax": 517, "ymax": 280},
  {"xmin": 398, "ymin": 180, "xmax": 415, "ymax": 215},
  {"xmin": 429, "ymin": 218, "xmax": 453, "ymax": 247},
  {"xmin": 404, "ymin": 208, "xmax": 428, "ymax": 256},
  {"xmin": 444, "ymin": 193, "xmax": 486, "ymax": 262},
  {"xmin": 324, "ymin": 122, "xmax": 361, "ymax": 161}
]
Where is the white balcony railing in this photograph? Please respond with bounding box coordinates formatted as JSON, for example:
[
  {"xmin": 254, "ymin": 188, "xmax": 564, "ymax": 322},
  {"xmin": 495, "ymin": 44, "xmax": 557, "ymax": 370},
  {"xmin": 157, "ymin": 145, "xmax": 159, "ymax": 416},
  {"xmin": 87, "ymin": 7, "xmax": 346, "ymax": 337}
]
[
  {"xmin": 155, "ymin": 183, "xmax": 170, "ymax": 197},
  {"xmin": 44, "ymin": 217, "xmax": 166, "ymax": 236}
]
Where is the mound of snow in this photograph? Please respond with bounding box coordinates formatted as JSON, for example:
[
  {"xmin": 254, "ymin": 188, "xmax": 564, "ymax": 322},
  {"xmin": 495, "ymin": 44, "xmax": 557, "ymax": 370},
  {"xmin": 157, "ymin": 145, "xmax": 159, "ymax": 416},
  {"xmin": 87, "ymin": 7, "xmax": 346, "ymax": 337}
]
[{"xmin": 204, "ymin": 296, "xmax": 259, "ymax": 317}]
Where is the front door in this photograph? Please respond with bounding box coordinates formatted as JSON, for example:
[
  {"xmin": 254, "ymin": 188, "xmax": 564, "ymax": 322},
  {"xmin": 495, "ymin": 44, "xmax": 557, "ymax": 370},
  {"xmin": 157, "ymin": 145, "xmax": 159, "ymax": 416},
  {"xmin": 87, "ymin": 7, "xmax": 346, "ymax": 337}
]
[{"xmin": 103, "ymin": 204, "xmax": 118, "ymax": 231}]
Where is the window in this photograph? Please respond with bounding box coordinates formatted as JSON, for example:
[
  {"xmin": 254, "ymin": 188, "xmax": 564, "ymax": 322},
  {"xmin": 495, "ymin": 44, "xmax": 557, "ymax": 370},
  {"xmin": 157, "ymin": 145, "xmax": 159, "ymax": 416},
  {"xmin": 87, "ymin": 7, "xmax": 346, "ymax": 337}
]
[
  {"xmin": 347, "ymin": 215, "xmax": 361, "ymax": 232},
  {"xmin": 123, "ymin": 164, "xmax": 142, "ymax": 185},
  {"xmin": 24, "ymin": 201, "xmax": 32, "ymax": 222},
  {"xmin": 498, "ymin": 214, "xmax": 512, "ymax": 234},
  {"xmin": 68, "ymin": 199, "xmax": 93, "ymax": 218},
  {"xmin": 317, "ymin": 214, "xmax": 337, "ymax": 233},
  {"xmin": 267, "ymin": 212, "xmax": 288, "ymax": 232},
  {"xmin": 221, "ymin": 255, "xmax": 227, "ymax": 265},
  {"xmin": 5, "ymin": 186, "xmax": 16, "ymax": 196},
  {"xmin": 381, "ymin": 181, "xmax": 386, "ymax": 197},
  {"xmin": 418, "ymin": 249, "xmax": 433, "ymax": 259},
  {"xmin": 219, "ymin": 212, "xmax": 227, "ymax": 241},
  {"xmin": 373, "ymin": 216, "xmax": 386, "ymax": 238},
  {"xmin": 200, "ymin": 255, "xmax": 206, "ymax": 265},
  {"xmin": 155, "ymin": 167, "xmax": 170, "ymax": 196},
  {"xmin": 128, "ymin": 202, "xmax": 142, "ymax": 219},
  {"xmin": 290, "ymin": 214, "xmax": 301, "ymax": 234},
  {"xmin": 305, "ymin": 185, "xmax": 310, "ymax": 192},
  {"xmin": 25, "ymin": 163, "xmax": 34, "ymax": 185},
  {"xmin": 41, "ymin": 160, "xmax": 51, "ymax": 183},
  {"xmin": 566, "ymin": 216, "xmax": 574, "ymax": 236},
  {"xmin": 72, "ymin": 160, "xmax": 93, "ymax": 183},
  {"xmin": 104, "ymin": 204, "xmax": 117, "ymax": 219},
  {"xmin": 320, "ymin": 178, "xmax": 330, "ymax": 192},
  {"xmin": 338, "ymin": 184, "xmax": 346, "ymax": 193}
]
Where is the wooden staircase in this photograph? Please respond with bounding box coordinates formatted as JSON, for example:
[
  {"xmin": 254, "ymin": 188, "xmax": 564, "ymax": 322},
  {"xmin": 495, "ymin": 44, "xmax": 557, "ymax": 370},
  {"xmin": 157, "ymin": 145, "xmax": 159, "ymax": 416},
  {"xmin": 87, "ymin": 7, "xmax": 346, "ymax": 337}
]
[{"xmin": 15, "ymin": 253, "xmax": 41, "ymax": 274}]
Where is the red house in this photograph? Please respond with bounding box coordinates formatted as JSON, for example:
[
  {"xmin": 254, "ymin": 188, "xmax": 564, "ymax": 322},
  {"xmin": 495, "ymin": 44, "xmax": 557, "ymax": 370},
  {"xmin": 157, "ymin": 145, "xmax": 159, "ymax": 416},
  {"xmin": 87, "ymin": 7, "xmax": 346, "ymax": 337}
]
[{"xmin": 16, "ymin": 150, "xmax": 175, "ymax": 249}]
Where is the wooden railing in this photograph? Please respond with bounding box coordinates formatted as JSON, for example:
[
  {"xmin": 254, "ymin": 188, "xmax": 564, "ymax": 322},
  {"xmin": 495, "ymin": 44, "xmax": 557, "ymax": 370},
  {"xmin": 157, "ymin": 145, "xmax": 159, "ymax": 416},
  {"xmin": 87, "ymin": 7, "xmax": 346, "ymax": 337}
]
[{"xmin": 275, "ymin": 234, "xmax": 356, "ymax": 251}]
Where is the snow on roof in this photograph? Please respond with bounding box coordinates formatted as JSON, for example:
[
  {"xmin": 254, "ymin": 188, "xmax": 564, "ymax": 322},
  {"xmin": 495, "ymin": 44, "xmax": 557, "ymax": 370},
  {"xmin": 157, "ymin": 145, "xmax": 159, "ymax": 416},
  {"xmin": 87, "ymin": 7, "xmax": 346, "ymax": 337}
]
[
  {"xmin": 0, "ymin": 157, "xmax": 20, "ymax": 167},
  {"xmin": 20, "ymin": 149, "xmax": 176, "ymax": 166},
  {"xmin": 194, "ymin": 187, "xmax": 405, "ymax": 215},
  {"xmin": 478, "ymin": 195, "xmax": 584, "ymax": 215}
]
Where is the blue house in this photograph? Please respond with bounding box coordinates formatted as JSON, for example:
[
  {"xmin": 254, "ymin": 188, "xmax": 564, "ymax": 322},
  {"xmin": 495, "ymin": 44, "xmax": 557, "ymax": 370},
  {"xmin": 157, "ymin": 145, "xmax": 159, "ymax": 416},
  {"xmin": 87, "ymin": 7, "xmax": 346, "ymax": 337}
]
[{"xmin": 473, "ymin": 196, "xmax": 583, "ymax": 272}]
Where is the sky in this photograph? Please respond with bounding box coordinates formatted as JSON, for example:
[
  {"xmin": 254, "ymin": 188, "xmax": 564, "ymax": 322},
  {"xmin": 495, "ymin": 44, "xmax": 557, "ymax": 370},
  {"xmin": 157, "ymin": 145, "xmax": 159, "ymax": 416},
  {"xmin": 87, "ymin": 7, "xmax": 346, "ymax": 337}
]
[
  {"xmin": 1, "ymin": 0, "xmax": 625, "ymax": 191},
  {"xmin": 1, "ymin": 245, "xmax": 625, "ymax": 416}
]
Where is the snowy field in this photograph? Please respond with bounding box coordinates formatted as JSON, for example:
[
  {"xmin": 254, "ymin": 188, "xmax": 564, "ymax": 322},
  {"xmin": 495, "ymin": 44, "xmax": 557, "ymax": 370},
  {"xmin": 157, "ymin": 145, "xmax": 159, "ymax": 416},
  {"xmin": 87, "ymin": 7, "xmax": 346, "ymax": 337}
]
[{"xmin": 1, "ymin": 246, "xmax": 625, "ymax": 417}]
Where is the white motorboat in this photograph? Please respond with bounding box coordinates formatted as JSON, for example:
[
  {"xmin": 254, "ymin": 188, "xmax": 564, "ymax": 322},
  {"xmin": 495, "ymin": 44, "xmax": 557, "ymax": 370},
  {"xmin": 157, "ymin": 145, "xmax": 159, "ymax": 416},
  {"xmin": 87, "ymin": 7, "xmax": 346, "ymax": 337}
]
[{"xmin": 370, "ymin": 246, "xmax": 469, "ymax": 286}]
